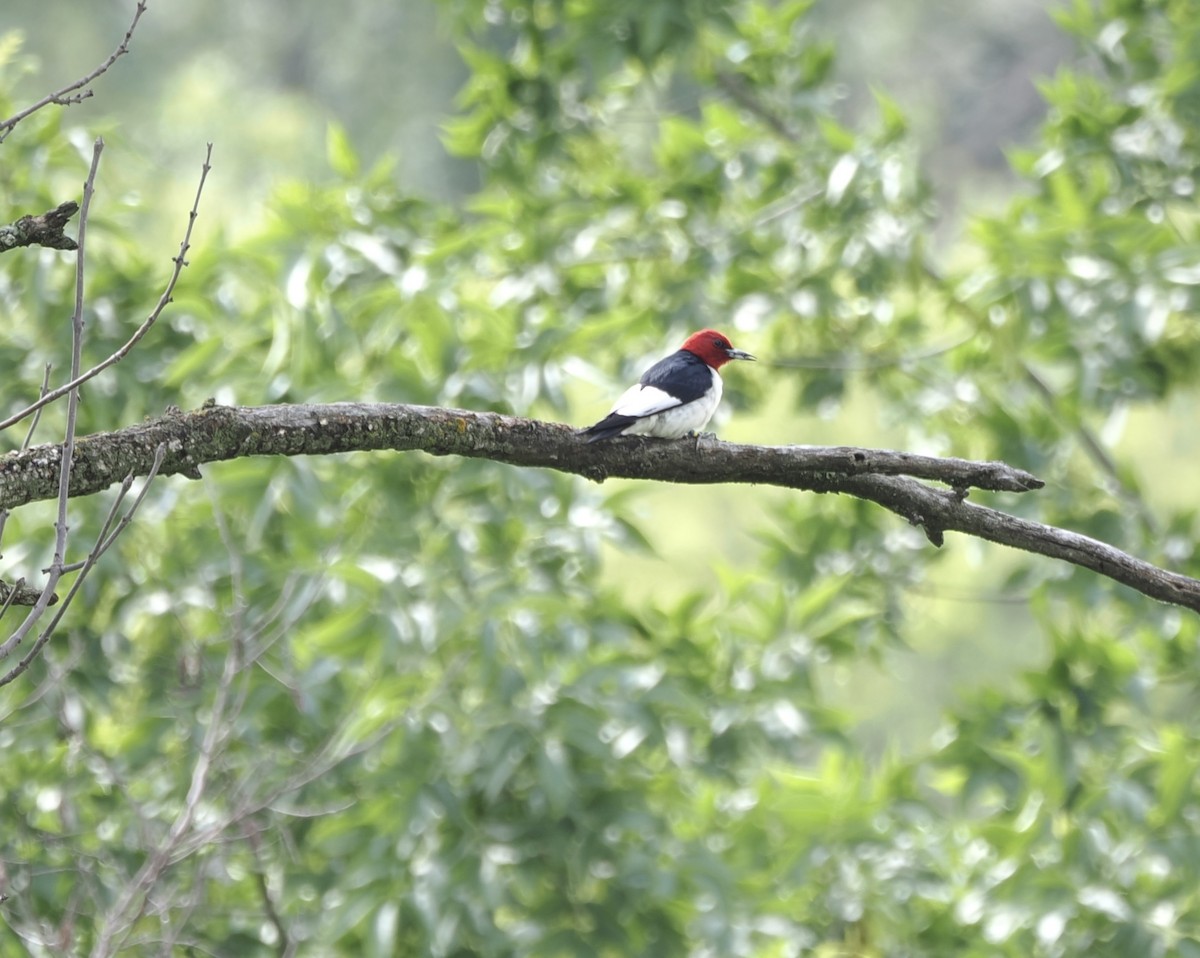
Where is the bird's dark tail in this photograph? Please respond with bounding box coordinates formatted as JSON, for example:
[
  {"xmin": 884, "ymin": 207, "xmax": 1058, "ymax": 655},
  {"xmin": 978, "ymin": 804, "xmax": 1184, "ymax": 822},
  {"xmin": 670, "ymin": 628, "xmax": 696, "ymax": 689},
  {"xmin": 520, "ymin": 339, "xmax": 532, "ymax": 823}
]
[{"xmin": 580, "ymin": 413, "xmax": 639, "ymax": 443}]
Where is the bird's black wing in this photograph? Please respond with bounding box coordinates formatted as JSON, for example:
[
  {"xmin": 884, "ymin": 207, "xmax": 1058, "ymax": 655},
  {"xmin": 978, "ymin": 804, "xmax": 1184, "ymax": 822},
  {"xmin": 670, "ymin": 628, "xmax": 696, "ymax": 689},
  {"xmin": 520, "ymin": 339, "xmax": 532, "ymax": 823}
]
[{"xmin": 638, "ymin": 350, "xmax": 712, "ymax": 403}]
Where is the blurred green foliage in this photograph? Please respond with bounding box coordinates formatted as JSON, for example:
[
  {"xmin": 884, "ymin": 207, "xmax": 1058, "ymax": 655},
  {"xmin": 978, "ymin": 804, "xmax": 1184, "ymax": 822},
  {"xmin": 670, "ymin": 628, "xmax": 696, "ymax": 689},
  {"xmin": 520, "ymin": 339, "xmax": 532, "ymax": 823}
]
[{"xmin": 1, "ymin": 0, "xmax": 1200, "ymax": 955}]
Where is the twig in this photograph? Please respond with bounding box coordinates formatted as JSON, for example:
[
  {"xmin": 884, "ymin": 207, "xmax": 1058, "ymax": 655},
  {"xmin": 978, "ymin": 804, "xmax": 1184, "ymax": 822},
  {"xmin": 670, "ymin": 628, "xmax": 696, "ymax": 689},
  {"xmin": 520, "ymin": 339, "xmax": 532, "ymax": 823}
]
[
  {"xmin": 715, "ymin": 69, "xmax": 797, "ymax": 140},
  {"xmin": 0, "ymin": 143, "xmax": 213, "ymax": 435},
  {"xmin": 207, "ymin": 478, "xmax": 248, "ymax": 643},
  {"xmin": 918, "ymin": 261, "xmax": 1163, "ymax": 537},
  {"xmin": 764, "ymin": 332, "xmax": 978, "ymax": 371},
  {"xmin": 89, "ymin": 492, "xmax": 241, "ymax": 956},
  {"xmin": 243, "ymin": 821, "xmax": 294, "ymax": 958},
  {"xmin": 1020, "ymin": 360, "xmax": 1161, "ymax": 535},
  {"xmin": 21, "ymin": 365, "xmax": 55, "ymax": 451},
  {"xmin": 0, "ymin": 2, "xmax": 149, "ymax": 142},
  {"xmin": 51, "ymin": 452, "xmax": 140, "ymax": 576},
  {"xmin": 49, "ymin": 140, "xmax": 103, "ymax": 573},
  {"xmin": 147, "ymin": 858, "xmax": 206, "ymax": 956}
]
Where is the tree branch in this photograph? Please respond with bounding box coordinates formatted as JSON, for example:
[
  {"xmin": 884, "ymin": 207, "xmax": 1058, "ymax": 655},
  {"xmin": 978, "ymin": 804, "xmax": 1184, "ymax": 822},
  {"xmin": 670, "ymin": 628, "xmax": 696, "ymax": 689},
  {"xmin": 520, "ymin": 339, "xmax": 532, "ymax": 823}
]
[
  {"xmin": 0, "ymin": 202, "xmax": 79, "ymax": 253},
  {"xmin": 0, "ymin": 578, "xmax": 52, "ymax": 610},
  {"xmin": 1, "ymin": 401, "xmax": 1197, "ymax": 612},
  {"xmin": 0, "ymin": 2, "xmax": 149, "ymax": 142}
]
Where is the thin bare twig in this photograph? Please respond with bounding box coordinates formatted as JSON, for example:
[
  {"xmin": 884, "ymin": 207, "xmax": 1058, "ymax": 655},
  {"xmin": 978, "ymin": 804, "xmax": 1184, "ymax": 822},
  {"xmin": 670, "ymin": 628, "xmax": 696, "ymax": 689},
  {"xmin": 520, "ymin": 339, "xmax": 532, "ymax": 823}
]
[
  {"xmin": 206, "ymin": 477, "xmax": 248, "ymax": 643},
  {"xmin": 765, "ymin": 332, "xmax": 978, "ymax": 372},
  {"xmin": 243, "ymin": 821, "xmax": 294, "ymax": 958},
  {"xmin": 1019, "ymin": 360, "xmax": 1161, "ymax": 535},
  {"xmin": 0, "ymin": 143, "xmax": 214, "ymax": 435},
  {"xmin": 148, "ymin": 858, "xmax": 206, "ymax": 957},
  {"xmin": 52, "ymin": 139, "xmax": 103, "ymax": 569},
  {"xmin": 0, "ymin": 141, "xmax": 105, "ymax": 666},
  {"xmin": 22, "ymin": 364, "xmax": 55, "ymax": 451},
  {"xmin": 77, "ymin": 656, "xmax": 463, "ymax": 949},
  {"xmin": 0, "ymin": 2, "xmax": 149, "ymax": 142},
  {"xmin": 89, "ymin": 606, "xmax": 240, "ymax": 957},
  {"xmin": 715, "ymin": 69, "xmax": 798, "ymax": 140},
  {"xmin": 52, "ymin": 450, "xmax": 141, "ymax": 576},
  {"xmin": 0, "ymin": 443, "xmax": 167, "ymax": 685}
]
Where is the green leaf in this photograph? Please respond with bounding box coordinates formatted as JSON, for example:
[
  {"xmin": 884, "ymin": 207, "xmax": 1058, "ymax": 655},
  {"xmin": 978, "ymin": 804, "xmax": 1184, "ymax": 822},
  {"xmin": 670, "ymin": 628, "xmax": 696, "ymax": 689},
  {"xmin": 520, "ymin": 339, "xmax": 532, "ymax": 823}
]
[{"xmin": 327, "ymin": 121, "xmax": 360, "ymax": 177}]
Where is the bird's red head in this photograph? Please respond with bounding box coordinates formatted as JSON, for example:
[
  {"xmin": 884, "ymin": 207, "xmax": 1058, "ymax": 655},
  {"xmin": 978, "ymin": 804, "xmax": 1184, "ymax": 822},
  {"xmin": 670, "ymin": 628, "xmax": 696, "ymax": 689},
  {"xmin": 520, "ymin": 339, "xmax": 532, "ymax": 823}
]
[{"xmin": 679, "ymin": 329, "xmax": 757, "ymax": 369}]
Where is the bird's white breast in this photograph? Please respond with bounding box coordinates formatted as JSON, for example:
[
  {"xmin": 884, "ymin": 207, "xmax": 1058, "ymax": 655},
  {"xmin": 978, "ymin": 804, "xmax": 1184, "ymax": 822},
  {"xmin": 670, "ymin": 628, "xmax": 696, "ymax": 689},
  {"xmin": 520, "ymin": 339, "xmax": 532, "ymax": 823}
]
[{"xmin": 621, "ymin": 367, "xmax": 722, "ymax": 438}]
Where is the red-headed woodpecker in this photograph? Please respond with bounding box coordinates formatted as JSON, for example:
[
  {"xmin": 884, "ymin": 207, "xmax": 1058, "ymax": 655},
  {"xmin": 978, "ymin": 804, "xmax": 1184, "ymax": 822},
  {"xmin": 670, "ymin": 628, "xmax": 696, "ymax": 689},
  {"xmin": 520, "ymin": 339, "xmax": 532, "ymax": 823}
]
[{"xmin": 581, "ymin": 329, "xmax": 756, "ymax": 442}]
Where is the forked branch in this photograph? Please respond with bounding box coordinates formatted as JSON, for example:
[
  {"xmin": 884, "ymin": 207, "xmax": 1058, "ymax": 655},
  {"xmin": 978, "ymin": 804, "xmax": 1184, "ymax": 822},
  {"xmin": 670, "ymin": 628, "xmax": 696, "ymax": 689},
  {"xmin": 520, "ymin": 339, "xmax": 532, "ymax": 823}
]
[
  {"xmin": 0, "ymin": 402, "xmax": 1197, "ymax": 613},
  {"xmin": 0, "ymin": 2, "xmax": 149, "ymax": 142}
]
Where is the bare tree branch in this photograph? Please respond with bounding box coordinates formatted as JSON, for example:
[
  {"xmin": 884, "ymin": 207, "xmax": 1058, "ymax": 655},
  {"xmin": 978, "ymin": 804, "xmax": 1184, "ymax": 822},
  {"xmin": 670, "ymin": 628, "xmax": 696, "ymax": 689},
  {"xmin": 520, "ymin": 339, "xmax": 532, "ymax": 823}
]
[
  {"xmin": 243, "ymin": 820, "xmax": 295, "ymax": 958},
  {"xmin": 0, "ymin": 578, "xmax": 49, "ymax": 611},
  {"xmin": 21, "ymin": 364, "xmax": 55, "ymax": 452},
  {"xmin": 89, "ymin": 532, "xmax": 242, "ymax": 957},
  {"xmin": 1, "ymin": 401, "xmax": 1197, "ymax": 612},
  {"xmin": 0, "ymin": 202, "xmax": 80, "ymax": 252},
  {"xmin": 0, "ymin": 402, "xmax": 1041, "ymax": 508},
  {"xmin": 1019, "ymin": 359, "xmax": 1161, "ymax": 534},
  {"xmin": 0, "ymin": 143, "xmax": 213, "ymax": 435},
  {"xmin": 53, "ymin": 141, "xmax": 104, "ymax": 572},
  {"xmin": 715, "ymin": 69, "xmax": 798, "ymax": 141},
  {"xmin": 0, "ymin": 2, "xmax": 149, "ymax": 142}
]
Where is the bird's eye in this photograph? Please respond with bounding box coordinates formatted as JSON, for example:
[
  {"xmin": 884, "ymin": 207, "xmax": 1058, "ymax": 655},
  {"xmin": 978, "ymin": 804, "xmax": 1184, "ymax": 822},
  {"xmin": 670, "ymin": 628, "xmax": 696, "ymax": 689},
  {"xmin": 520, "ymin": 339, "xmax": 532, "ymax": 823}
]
[{"xmin": 714, "ymin": 337, "xmax": 728, "ymax": 349}]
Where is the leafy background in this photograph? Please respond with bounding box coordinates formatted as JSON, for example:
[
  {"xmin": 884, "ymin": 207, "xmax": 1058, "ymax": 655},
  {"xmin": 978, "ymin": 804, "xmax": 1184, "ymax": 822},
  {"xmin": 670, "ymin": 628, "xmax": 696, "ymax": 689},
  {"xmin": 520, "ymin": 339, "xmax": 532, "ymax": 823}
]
[{"xmin": 1, "ymin": 0, "xmax": 1199, "ymax": 954}]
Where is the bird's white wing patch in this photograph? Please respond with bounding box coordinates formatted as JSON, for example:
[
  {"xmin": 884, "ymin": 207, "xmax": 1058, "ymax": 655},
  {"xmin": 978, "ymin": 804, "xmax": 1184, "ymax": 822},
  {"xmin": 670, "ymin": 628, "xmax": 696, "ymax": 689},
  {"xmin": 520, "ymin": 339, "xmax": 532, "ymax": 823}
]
[{"xmin": 608, "ymin": 383, "xmax": 683, "ymax": 419}]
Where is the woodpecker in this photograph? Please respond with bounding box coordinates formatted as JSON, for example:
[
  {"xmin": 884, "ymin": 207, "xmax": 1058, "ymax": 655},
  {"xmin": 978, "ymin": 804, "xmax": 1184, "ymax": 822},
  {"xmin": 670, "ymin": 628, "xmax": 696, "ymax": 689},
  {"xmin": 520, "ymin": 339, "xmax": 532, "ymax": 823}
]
[{"xmin": 581, "ymin": 329, "xmax": 756, "ymax": 442}]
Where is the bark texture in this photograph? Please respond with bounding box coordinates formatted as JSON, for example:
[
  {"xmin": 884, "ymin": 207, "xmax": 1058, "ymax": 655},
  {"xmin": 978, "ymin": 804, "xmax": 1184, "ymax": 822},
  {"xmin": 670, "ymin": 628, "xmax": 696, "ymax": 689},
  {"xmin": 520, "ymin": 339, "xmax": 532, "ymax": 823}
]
[{"xmin": 2, "ymin": 402, "xmax": 1197, "ymax": 612}]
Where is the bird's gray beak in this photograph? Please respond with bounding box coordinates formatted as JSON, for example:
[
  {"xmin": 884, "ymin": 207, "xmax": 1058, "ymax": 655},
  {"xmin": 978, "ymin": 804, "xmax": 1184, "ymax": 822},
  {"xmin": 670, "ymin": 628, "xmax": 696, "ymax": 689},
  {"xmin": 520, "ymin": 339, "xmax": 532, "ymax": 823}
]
[{"xmin": 728, "ymin": 348, "xmax": 756, "ymax": 362}]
